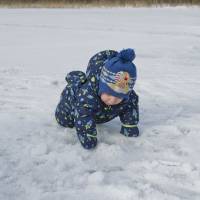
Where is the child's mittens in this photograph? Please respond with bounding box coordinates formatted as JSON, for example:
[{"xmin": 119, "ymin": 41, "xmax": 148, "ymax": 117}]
[
  {"xmin": 77, "ymin": 132, "xmax": 97, "ymax": 150},
  {"xmin": 120, "ymin": 125, "xmax": 139, "ymax": 137}
]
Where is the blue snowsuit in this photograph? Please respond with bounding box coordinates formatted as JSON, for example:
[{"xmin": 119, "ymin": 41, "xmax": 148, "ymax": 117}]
[{"xmin": 55, "ymin": 50, "xmax": 139, "ymax": 149}]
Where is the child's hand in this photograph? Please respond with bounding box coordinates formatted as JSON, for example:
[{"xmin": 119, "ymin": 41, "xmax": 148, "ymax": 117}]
[{"xmin": 120, "ymin": 125, "xmax": 139, "ymax": 137}]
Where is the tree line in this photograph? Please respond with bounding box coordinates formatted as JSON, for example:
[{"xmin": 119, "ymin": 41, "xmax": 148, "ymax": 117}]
[{"xmin": 0, "ymin": 0, "xmax": 199, "ymax": 7}]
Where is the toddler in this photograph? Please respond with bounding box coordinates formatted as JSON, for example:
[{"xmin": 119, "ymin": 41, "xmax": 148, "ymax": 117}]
[{"xmin": 55, "ymin": 48, "xmax": 139, "ymax": 149}]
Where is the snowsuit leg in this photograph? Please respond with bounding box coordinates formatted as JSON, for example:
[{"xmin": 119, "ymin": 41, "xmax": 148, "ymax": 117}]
[
  {"xmin": 55, "ymin": 85, "xmax": 75, "ymax": 128},
  {"xmin": 55, "ymin": 71, "xmax": 87, "ymax": 128}
]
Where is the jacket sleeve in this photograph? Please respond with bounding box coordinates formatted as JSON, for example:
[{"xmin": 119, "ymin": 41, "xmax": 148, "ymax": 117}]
[
  {"xmin": 119, "ymin": 91, "xmax": 139, "ymax": 137},
  {"xmin": 74, "ymin": 84, "xmax": 98, "ymax": 149}
]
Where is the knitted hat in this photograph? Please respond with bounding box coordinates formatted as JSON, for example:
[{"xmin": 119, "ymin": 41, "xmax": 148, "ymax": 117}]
[{"xmin": 98, "ymin": 48, "xmax": 137, "ymax": 100}]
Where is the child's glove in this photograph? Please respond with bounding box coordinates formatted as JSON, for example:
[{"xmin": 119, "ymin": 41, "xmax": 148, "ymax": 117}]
[
  {"xmin": 77, "ymin": 132, "xmax": 97, "ymax": 150},
  {"xmin": 120, "ymin": 124, "xmax": 139, "ymax": 137}
]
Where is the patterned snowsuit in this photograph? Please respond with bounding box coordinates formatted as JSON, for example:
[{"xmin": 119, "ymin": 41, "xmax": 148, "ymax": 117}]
[{"xmin": 55, "ymin": 50, "xmax": 139, "ymax": 149}]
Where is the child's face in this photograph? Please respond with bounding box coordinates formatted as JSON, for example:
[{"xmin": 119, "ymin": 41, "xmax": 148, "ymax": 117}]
[{"xmin": 100, "ymin": 93, "xmax": 123, "ymax": 106}]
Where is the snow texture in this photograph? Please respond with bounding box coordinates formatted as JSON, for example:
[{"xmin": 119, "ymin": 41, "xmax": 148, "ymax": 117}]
[{"xmin": 0, "ymin": 7, "xmax": 200, "ymax": 200}]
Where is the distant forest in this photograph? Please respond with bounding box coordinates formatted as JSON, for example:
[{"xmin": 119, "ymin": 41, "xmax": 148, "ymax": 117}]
[{"xmin": 0, "ymin": 0, "xmax": 200, "ymax": 7}]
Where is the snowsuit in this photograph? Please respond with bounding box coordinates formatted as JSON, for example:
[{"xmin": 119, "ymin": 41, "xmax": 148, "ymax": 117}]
[{"xmin": 55, "ymin": 50, "xmax": 139, "ymax": 149}]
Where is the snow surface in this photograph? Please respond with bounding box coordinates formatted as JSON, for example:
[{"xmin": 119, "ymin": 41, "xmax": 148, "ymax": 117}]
[{"xmin": 0, "ymin": 7, "xmax": 200, "ymax": 200}]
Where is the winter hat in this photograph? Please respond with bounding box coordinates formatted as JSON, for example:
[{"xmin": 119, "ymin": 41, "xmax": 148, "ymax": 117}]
[{"xmin": 98, "ymin": 48, "xmax": 137, "ymax": 100}]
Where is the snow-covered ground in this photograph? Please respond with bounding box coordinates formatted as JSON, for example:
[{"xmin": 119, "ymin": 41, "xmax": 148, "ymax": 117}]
[{"xmin": 0, "ymin": 7, "xmax": 200, "ymax": 200}]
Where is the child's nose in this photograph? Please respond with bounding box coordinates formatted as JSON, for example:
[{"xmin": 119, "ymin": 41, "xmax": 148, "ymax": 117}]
[{"xmin": 107, "ymin": 97, "xmax": 118, "ymax": 105}]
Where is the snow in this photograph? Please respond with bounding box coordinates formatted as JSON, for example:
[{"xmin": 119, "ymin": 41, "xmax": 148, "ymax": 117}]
[{"xmin": 0, "ymin": 6, "xmax": 200, "ymax": 200}]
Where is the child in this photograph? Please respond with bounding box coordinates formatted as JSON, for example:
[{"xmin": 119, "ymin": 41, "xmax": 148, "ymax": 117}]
[{"xmin": 55, "ymin": 48, "xmax": 139, "ymax": 149}]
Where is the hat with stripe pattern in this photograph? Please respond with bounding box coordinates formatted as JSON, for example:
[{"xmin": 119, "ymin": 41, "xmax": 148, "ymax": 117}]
[{"xmin": 98, "ymin": 48, "xmax": 137, "ymax": 99}]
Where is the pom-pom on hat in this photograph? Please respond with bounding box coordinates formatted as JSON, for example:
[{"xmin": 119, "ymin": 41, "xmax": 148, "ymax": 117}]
[{"xmin": 98, "ymin": 48, "xmax": 137, "ymax": 100}]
